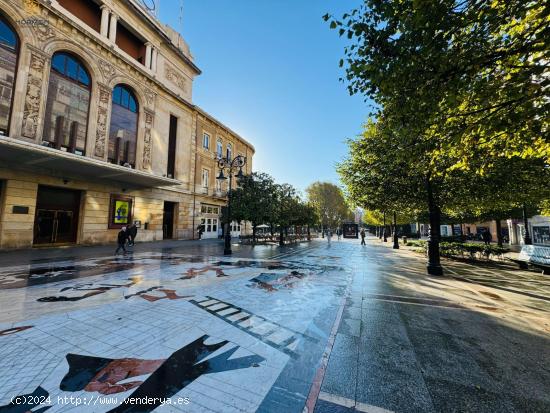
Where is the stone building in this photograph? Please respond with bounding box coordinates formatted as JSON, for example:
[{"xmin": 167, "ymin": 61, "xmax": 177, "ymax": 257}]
[{"xmin": 0, "ymin": 0, "xmax": 254, "ymax": 248}]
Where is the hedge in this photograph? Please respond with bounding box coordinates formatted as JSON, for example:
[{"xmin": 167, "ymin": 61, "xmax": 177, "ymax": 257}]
[{"xmin": 405, "ymin": 240, "xmax": 509, "ymax": 261}]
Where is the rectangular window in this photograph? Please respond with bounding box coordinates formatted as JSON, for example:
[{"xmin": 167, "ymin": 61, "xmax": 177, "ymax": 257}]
[
  {"xmin": 226, "ymin": 144, "xmax": 232, "ymax": 161},
  {"xmin": 216, "ymin": 140, "xmax": 223, "ymax": 157},
  {"xmin": 203, "ymin": 132, "xmax": 210, "ymax": 149},
  {"xmin": 202, "ymin": 169, "xmax": 209, "ymax": 189},
  {"xmin": 108, "ymin": 195, "xmax": 133, "ymax": 229},
  {"xmin": 533, "ymin": 225, "xmax": 550, "ymax": 245},
  {"xmin": 167, "ymin": 115, "xmax": 178, "ymax": 178}
]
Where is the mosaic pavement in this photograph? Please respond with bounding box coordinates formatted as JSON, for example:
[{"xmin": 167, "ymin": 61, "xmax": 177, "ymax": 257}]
[{"xmin": 0, "ymin": 247, "xmax": 350, "ymax": 412}]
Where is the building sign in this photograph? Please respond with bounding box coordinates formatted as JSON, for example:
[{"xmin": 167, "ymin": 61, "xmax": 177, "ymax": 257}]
[{"xmin": 108, "ymin": 195, "xmax": 133, "ymax": 229}]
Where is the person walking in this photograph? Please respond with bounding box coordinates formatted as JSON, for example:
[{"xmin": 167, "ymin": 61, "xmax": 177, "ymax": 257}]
[
  {"xmin": 482, "ymin": 230, "xmax": 492, "ymax": 245},
  {"xmin": 327, "ymin": 229, "xmax": 332, "ymax": 245},
  {"xmin": 336, "ymin": 228, "xmax": 341, "ymax": 241},
  {"xmin": 127, "ymin": 223, "xmax": 138, "ymax": 246},
  {"xmin": 360, "ymin": 228, "xmax": 366, "ymax": 245},
  {"xmin": 115, "ymin": 226, "xmax": 128, "ymax": 255}
]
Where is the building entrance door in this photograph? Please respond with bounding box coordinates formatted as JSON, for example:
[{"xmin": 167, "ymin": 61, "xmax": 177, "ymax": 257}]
[
  {"xmin": 34, "ymin": 186, "xmax": 81, "ymax": 245},
  {"xmin": 163, "ymin": 201, "xmax": 176, "ymax": 239},
  {"xmin": 201, "ymin": 217, "xmax": 219, "ymax": 239}
]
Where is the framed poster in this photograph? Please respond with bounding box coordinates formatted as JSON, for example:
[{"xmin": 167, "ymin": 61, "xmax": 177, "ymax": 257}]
[{"xmin": 108, "ymin": 195, "xmax": 133, "ymax": 229}]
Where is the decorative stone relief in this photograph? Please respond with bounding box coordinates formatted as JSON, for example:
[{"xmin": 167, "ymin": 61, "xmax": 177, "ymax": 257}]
[
  {"xmin": 22, "ymin": 52, "xmax": 46, "ymax": 139},
  {"xmin": 94, "ymin": 85, "xmax": 111, "ymax": 158},
  {"xmin": 165, "ymin": 64, "xmax": 187, "ymax": 92},
  {"xmin": 142, "ymin": 110, "xmax": 154, "ymax": 169},
  {"xmin": 22, "ymin": 0, "xmax": 40, "ymax": 14},
  {"xmin": 98, "ymin": 59, "xmax": 116, "ymax": 82},
  {"xmin": 34, "ymin": 23, "xmax": 55, "ymax": 42},
  {"xmin": 144, "ymin": 88, "xmax": 156, "ymax": 108}
]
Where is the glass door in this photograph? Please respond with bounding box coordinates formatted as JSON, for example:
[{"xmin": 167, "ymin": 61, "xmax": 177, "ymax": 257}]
[
  {"xmin": 34, "ymin": 210, "xmax": 56, "ymax": 244},
  {"xmin": 34, "ymin": 210, "xmax": 76, "ymax": 244}
]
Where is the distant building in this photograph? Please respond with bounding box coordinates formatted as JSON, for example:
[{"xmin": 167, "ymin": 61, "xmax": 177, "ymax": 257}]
[
  {"xmin": 354, "ymin": 208, "xmax": 363, "ymax": 225},
  {"xmin": 0, "ymin": 0, "xmax": 254, "ymax": 248}
]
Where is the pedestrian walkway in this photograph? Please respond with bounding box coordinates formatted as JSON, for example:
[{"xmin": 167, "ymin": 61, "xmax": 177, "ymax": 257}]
[{"xmin": 0, "ymin": 238, "xmax": 548, "ymax": 412}]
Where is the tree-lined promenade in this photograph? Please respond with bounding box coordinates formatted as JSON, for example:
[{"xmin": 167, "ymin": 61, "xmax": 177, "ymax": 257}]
[
  {"xmin": 325, "ymin": 0, "xmax": 549, "ymax": 275},
  {"xmin": 227, "ymin": 173, "xmax": 353, "ymax": 245}
]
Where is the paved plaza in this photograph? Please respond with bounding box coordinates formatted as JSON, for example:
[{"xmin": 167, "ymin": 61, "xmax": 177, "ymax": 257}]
[{"xmin": 0, "ymin": 238, "xmax": 549, "ymax": 413}]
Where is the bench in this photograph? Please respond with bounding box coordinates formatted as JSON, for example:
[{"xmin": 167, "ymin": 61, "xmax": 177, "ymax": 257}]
[{"xmin": 510, "ymin": 245, "xmax": 550, "ymax": 274}]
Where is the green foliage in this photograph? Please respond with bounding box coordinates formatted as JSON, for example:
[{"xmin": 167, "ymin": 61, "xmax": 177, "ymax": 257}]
[
  {"xmin": 326, "ymin": 0, "xmax": 549, "ymax": 167},
  {"xmin": 229, "ymin": 172, "xmax": 317, "ymax": 243},
  {"xmin": 306, "ymin": 181, "xmax": 352, "ymax": 228},
  {"xmin": 407, "ymin": 240, "xmax": 509, "ymax": 261},
  {"xmin": 229, "ymin": 172, "xmax": 277, "ymax": 230}
]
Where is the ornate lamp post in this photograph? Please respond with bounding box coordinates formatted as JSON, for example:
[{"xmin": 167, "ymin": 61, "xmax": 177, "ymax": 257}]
[{"xmin": 216, "ymin": 154, "xmax": 246, "ymax": 255}]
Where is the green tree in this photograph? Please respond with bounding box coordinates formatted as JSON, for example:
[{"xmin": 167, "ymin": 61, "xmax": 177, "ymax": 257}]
[
  {"xmin": 229, "ymin": 172, "xmax": 277, "ymax": 244},
  {"xmin": 290, "ymin": 202, "xmax": 319, "ymax": 240},
  {"xmin": 327, "ymin": 1, "xmax": 549, "ymax": 273},
  {"xmin": 273, "ymin": 184, "xmax": 300, "ymax": 246},
  {"xmin": 306, "ymin": 182, "xmax": 352, "ymax": 231}
]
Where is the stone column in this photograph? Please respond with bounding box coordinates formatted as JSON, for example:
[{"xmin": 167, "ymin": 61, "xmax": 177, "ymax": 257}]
[
  {"xmin": 151, "ymin": 47, "xmax": 158, "ymax": 73},
  {"xmin": 145, "ymin": 43, "xmax": 152, "ymax": 69},
  {"xmin": 100, "ymin": 6, "xmax": 110, "ymax": 37},
  {"xmin": 108, "ymin": 13, "xmax": 118, "ymax": 42}
]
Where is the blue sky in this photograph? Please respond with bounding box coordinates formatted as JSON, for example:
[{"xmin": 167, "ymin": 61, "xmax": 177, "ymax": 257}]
[{"xmin": 159, "ymin": 0, "xmax": 368, "ymax": 194}]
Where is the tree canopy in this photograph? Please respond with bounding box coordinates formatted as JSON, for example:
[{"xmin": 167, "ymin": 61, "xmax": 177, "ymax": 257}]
[{"xmin": 306, "ymin": 181, "xmax": 352, "ymax": 229}]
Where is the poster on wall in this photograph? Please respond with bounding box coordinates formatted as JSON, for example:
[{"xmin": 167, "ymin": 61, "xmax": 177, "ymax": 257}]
[{"xmin": 109, "ymin": 195, "xmax": 133, "ymax": 229}]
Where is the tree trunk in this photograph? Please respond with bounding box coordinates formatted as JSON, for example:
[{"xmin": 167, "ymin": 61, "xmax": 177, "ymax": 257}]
[
  {"xmin": 307, "ymin": 225, "xmax": 311, "ymax": 241},
  {"xmin": 426, "ymin": 177, "xmax": 443, "ymax": 276},
  {"xmin": 252, "ymin": 225, "xmax": 257, "ymax": 245},
  {"xmin": 279, "ymin": 229, "xmax": 284, "ymax": 246},
  {"xmin": 393, "ymin": 211, "xmax": 399, "ymax": 249},
  {"xmin": 495, "ymin": 219, "xmax": 503, "ymax": 247}
]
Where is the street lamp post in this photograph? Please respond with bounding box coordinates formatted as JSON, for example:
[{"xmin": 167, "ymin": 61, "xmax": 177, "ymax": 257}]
[{"xmin": 216, "ymin": 154, "xmax": 246, "ymax": 255}]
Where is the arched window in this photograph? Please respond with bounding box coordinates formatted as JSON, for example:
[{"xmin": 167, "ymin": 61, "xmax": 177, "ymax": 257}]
[
  {"xmin": 44, "ymin": 52, "xmax": 91, "ymax": 154},
  {"xmin": 226, "ymin": 143, "xmax": 232, "ymax": 161},
  {"xmin": 108, "ymin": 84, "xmax": 138, "ymax": 167},
  {"xmin": 0, "ymin": 15, "xmax": 19, "ymax": 135}
]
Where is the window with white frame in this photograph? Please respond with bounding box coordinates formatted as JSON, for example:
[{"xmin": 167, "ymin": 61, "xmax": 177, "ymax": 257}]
[
  {"xmin": 203, "ymin": 132, "xmax": 210, "ymax": 149},
  {"xmin": 201, "ymin": 168, "xmax": 209, "ymax": 190},
  {"xmin": 226, "ymin": 143, "xmax": 232, "ymax": 161},
  {"xmin": 216, "ymin": 139, "xmax": 223, "ymax": 158}
]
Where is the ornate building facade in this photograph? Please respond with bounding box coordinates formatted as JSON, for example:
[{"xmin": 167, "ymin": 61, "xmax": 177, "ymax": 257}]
[{"xmin": 0, "ymin": 0, "xmax": 254, "ymax": 248}]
